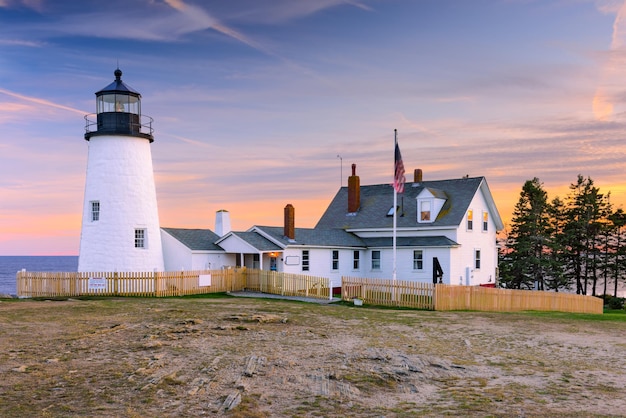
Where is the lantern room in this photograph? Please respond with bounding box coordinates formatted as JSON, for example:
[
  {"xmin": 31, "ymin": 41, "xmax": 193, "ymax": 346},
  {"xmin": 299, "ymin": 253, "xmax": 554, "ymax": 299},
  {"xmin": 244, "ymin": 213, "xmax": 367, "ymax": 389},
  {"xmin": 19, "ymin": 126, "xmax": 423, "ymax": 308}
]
[{"xmin": 84, "ymin": 68, "xmax": 153, "ymax": 142}]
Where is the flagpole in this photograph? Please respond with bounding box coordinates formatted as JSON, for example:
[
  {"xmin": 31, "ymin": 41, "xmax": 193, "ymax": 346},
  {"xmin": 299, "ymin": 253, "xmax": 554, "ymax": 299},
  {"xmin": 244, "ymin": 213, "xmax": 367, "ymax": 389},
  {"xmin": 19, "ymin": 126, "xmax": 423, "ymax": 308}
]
[{"xmin": 393, "ymin": 129, "xmax": 398, "ymax": 285}]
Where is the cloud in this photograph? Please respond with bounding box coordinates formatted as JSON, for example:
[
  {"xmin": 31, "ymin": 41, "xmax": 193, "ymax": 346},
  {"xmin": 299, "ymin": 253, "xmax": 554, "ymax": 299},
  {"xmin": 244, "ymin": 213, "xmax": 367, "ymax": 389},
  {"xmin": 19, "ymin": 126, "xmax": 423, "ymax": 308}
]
[
  {"xmin": 593, "ymin": 0, "xmax": 626, "ymax": 120},
  {"xmin": 219, "ymin": 0, "xmax": 372, "ymax": 24},
  {"xmin": 0, "ymin": 88, "xmax": 87, "ymax": 115},
  {"xmin": 0, "ymin": 39, "xmax": 43, "ymax": 47}
]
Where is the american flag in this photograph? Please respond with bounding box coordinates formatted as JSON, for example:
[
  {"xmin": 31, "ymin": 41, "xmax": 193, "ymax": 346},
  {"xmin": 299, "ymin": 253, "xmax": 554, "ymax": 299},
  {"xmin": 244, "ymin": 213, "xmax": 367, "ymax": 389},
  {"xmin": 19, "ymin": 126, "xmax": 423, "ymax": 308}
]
[{"xmin": 394, "ymin": 141, "xmax": 405, "ymax": 193}]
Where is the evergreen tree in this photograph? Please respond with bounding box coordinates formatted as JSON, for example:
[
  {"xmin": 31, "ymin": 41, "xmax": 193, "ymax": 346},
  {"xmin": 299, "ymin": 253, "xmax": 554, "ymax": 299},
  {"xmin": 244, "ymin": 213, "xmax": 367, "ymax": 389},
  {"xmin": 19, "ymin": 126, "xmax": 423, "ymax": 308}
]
[
  {"xmin": 561, "ymin": 175, "xmax": 609, "ymax": 295},
  {"xmin": 545, "ymin": 196, "xmax": 569, "ymax": 291},
  {"xmin": 607, "ymin": 208, "xmax": 626, "ymax": 297},
  {"xmin": 500, "ymin": 178, "xmax": 551, "ymax": 289}
]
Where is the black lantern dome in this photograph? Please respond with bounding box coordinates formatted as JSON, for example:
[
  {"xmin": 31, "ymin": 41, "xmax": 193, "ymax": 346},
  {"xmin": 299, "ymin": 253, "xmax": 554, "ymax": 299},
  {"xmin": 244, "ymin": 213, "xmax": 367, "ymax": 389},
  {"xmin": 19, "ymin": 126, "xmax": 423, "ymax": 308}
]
[{"xmin": 84, "ymin": 69, "xmax": 154, "ymax": 141}]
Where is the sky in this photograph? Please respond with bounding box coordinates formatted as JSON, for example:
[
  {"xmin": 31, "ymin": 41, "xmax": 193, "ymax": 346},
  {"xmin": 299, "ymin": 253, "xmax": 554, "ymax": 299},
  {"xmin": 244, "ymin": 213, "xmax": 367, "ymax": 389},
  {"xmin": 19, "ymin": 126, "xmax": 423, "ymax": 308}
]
[{"xmin": 2, "ymin": 0, "xmax": 626, "ymax": 255}]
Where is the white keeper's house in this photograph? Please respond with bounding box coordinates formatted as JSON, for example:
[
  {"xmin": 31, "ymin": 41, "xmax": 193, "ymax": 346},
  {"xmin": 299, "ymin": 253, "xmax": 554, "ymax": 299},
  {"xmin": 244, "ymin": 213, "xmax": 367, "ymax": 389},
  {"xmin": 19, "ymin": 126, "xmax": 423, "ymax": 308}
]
[
  {"xmin": 78, "ymin": 69, "xmax": 503, "ymax": 291},
  {"xmin": 161, "ymin": 165, "xmax": 504, "ymax": 291}
]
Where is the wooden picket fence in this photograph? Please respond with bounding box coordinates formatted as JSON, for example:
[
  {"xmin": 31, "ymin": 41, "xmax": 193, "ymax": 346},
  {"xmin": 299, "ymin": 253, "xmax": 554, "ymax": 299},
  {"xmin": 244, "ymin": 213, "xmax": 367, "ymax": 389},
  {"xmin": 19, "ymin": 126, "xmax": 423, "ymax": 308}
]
[
  {"xmin": 341, "ymin": 277, "xmax": 603, "ymax": 314},
  {"xmin": 16, "ymin": 268, "xmax": 330, "ymax": 300},
  {"xmin": 15, "ymin": 270, "xmax": 603, "ymax": 312},
  {"xmin": 243, "ymin": 269, "xmax": 331, "ymax": 300},
  {"xmin": 342, "ymin": 276, "xmax": 435, "ymax": 310},
  {"xmin": 434, "ymin": 285, "xmax": 603, "ymax": 314},
  {"xmin": 16, "ymin": 269, "xmax": 245, "ymax": 298}
]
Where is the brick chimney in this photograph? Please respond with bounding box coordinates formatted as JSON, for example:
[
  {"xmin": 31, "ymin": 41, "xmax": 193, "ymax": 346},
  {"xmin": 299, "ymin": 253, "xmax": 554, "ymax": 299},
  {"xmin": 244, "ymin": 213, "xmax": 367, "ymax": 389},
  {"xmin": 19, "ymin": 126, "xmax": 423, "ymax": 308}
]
[
  {"xmin": 284, "ymin": 204, "xmax": 295, "ymax": 240},
  {"xmin": 348, "ymin": 163, "xmax": 360, "ymax": 213},
  {"xmin": 414, "ymin": 168, "xmax": 423, "ymax": 183}
]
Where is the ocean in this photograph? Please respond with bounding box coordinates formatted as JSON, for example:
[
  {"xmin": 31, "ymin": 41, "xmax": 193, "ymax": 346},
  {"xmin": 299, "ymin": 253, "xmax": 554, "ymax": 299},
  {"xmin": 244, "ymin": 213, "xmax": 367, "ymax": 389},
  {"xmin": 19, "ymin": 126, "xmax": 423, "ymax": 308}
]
[{"xmin": 0, "ymin": 256, "xmax": 78, "ymax": 296}]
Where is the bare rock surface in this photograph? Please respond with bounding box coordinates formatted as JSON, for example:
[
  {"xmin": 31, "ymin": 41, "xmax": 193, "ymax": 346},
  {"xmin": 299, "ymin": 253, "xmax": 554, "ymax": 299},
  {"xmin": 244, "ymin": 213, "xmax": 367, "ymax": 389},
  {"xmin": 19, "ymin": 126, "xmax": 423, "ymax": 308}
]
[{"xmin": 0, "ymin": 297, "xmax": 624, "ymax": 417}]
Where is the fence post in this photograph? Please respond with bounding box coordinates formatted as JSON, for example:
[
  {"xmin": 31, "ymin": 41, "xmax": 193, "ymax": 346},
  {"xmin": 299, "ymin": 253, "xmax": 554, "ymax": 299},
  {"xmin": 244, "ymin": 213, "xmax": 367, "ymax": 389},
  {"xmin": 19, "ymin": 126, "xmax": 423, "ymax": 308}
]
[
  {"xmin": 114, "ymin": 272, "xmax": 119, "ymax": 296},
  {"xmin": 281, "ymin": 272, "xmax": 284, "ymax": 296},
  {"xmin": 329, "ymin": 277, "xmax": 332, "ymax": 301}
]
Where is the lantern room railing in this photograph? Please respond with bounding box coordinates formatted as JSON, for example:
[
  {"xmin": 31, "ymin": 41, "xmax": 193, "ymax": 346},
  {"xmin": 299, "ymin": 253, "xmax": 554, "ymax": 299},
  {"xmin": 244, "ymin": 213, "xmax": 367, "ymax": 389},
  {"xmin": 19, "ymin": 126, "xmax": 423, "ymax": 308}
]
[{"xmin": 84, "ymin": 113, "xmax": 154, "ymax": 141}]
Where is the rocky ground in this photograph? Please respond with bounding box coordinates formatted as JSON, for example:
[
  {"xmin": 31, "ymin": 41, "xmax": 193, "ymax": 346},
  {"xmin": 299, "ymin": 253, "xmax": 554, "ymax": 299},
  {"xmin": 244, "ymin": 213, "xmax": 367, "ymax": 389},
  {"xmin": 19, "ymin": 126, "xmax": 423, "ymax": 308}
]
[{"xmin": 0, "ymin": 294, "xmax": 625, "ymax": 417}]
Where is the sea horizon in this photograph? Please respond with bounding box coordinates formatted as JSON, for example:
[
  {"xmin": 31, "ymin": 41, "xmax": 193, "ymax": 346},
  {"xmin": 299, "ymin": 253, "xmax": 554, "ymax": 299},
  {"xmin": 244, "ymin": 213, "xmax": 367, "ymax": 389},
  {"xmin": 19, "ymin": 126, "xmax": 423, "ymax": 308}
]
[{"xmin": 0, "ymin": 255, "xmax": 79, "ymax": 295}]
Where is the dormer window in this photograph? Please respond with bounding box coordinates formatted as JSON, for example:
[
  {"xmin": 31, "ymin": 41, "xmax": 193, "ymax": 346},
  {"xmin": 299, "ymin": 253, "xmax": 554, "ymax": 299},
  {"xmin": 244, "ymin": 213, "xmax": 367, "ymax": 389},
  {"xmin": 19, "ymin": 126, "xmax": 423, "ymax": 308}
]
[
  {"xmin": 416, "ymin": 188, "xmax": 446, "ymax": 224},
  {"xmin": 420, "ymin": 200, "xmax": 431, "ymax": 221}
]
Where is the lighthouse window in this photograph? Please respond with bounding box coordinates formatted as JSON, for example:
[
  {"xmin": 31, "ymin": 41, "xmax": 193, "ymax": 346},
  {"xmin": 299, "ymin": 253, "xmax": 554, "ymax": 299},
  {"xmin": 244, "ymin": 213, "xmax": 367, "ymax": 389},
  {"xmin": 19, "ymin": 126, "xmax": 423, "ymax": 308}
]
[
  {"xmin": 90, "ymin": 201, "xmax": 100, "ymax": 222},
  {"xmin": 134, "ymin": 229, "xmax": 146, "ymax": 248},
  {"xmin": 98, "ymin": 94, "xmax": 139, "ymax": 114}
]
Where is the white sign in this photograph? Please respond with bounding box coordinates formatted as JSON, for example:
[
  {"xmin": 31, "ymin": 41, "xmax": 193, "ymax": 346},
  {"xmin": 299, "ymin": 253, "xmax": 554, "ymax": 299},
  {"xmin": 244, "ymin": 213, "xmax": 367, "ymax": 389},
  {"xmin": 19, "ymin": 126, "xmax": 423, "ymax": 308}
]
[
  {"xmin": 285, "ymin": 256, "xmax": 300, "ymax": 266},
  {"xmin": 88, "ymin": 277, "xmax": 107, "ymax": 291},
  {"xmin": 199, "ymin": 274, "xmax": 212, "ymax": 287}
]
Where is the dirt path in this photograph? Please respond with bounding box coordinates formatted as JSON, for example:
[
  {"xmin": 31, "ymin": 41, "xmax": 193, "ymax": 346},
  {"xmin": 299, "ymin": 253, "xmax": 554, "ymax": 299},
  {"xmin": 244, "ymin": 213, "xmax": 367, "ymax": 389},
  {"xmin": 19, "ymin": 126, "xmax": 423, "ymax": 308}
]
[{"xmin": 1, "ymin": 296, "xmax": 625, "ymax": 417}]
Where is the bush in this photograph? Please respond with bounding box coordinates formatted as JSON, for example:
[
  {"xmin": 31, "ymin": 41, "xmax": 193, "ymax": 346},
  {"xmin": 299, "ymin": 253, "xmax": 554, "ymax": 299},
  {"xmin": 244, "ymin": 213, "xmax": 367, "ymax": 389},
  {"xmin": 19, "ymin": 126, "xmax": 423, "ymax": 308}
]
[{"xmin": 607, "ymin": 297, "xmax": 625, "ymax": 310}]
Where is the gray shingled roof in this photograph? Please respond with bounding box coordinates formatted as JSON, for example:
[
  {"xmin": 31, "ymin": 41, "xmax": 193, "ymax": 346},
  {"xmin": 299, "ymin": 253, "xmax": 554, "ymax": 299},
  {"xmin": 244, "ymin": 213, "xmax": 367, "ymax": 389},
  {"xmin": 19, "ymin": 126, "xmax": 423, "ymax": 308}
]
[
  {"xmin": 361, "ymin": 236, "xmax": 459, "ymax": 248},
  {"xmin": 161, "ymin": 228, "xmax": 222, "ymax": 251},
  {"xmin": 315, "ymin": 177, "xmax": 484, "ymax": 230},
  {"xmin": 231, "ymin": 232, "xmax": 283, "ymax": 251},
  {"xmin": 254, "ymin": 226, "xmax": 366, "ymax": 248}
]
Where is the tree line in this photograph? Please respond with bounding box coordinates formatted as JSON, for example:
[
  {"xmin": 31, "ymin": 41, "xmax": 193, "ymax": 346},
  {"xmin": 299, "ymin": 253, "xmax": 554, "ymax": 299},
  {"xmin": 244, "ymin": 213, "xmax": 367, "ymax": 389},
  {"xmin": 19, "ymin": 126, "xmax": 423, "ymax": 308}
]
[{"xmin": 499, "ymin": 175, "xmax": 626, "ymax": 298}]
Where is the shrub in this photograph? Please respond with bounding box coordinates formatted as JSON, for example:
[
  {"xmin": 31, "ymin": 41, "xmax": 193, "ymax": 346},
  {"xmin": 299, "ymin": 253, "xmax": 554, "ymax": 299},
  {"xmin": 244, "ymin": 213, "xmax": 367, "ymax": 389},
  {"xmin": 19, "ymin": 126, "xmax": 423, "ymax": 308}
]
[{"xmin": 607, "ymin": 297, "xmax": 625, "ymax": 310}]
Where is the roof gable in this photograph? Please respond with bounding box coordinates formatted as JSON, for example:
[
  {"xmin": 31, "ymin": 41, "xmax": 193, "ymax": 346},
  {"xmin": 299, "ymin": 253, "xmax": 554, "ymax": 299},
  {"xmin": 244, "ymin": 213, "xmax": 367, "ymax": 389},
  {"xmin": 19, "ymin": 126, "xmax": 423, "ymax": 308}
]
[
  {"xmin": 315, "ymin": 177, "xmax": 486, "ymax": 230},
  {"xmin": 161, "ymin": 227, "xmax": 222, "ymax": 251},
  {"xmin": 253, "ymin": 226, "xmax": 366, "ymax": 248}
]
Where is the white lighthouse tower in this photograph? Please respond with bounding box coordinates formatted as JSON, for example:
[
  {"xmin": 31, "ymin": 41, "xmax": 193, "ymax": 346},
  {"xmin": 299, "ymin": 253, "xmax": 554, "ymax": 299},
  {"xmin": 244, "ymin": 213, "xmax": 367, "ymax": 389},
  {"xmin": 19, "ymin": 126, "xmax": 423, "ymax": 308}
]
[{"xmin": 78, "ymin": 69, "xmax": 164, "ymax": 272}]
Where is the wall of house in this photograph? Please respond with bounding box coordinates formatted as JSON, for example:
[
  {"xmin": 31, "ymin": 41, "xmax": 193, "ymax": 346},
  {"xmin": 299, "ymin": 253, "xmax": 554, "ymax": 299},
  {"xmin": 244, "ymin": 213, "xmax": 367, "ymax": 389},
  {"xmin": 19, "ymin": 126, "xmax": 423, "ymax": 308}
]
[
  {"xmin": 161, "ymin": 230, "xmax": 235, "ymax": 271},
  {"xmin": 191, "ymin": 253, "xmax": 236, "ymax": 270},
  {"xmin": 280, "ymin": 247, "xmax": 363, "ymax": 289},
  {"xmin": 357, "ymin": 247, "xmax": 452, "ymax": 284},
  {"xmin": 279, "ymin": 246, "xmax": 456, "ymax": 288},
  {"xmin": 161, "ymin": 230, "xmax": 193, "ymax": 271},
  {"xmin": 451, "ymin": 189, "xmax": 499, "ymax": 286}
]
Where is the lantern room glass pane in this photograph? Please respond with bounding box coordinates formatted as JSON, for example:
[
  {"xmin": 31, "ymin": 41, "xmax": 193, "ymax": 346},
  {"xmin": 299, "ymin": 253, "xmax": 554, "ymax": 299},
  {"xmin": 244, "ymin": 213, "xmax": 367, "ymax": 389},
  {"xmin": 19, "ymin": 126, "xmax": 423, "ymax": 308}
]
[
  {"xmin": 98, "ymin": 94, "xmax": 116, "ymax": 113},
  {"xmin": 97, "ymin": 93, "xmax": 140, "ymax": 114},
  {"xmin": 127, "ymin": 95, "xmax": 140, "ymax": 115}
]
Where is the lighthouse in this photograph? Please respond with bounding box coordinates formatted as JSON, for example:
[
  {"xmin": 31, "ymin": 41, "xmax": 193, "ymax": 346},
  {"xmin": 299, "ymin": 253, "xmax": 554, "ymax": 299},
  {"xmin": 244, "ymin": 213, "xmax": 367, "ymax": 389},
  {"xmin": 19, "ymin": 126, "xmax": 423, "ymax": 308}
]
[{"xmin": 78, "ymin": 69, "xmax": 164, "ymax": 272}]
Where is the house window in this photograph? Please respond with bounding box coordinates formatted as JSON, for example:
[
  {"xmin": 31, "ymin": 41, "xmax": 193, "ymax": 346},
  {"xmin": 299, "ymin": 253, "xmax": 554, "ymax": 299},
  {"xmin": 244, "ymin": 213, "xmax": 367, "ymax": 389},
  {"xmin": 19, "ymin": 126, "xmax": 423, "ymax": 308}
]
[
  {"xmin": 134, "ymin": 229, "xmax": 146, "ymax": 248},
  {"xmin": 371, "ymin": 251, "xmax": 381, "ymax": 270},
  {"xmin": 475, "ymin": 249, "xmax": 481, "ymax": 270},
  {"xmin": 413, "ymin": 250, "xmax": 423, "ymax": 270},
  {"xmin": 332, "ymin": 250, "xmax": 339, "ymax": 270},
  {"xmin": 467, "ymin": 209, "xmax": 473, "ymax": 231},
  {"xmin": 91, "ymin": 201, "xmax": 100, "ymax": 222},
  {"xmin": 420, "ymin": 200, "xmax": 431, "ymax": 221},
  {"xmin": 302, "ymin": 250, "xmax": 309, "ymax": 271},
  {"xmin": 253, "ymin": 254, "xmax": 260, "ymax": 269},
  {"xmin": 353, "ymin": 251, "xmax": 360, "ymax": 270},
  {"xmin": 482, "ymin": 211, "xmax": 488, "ymax": 232}
]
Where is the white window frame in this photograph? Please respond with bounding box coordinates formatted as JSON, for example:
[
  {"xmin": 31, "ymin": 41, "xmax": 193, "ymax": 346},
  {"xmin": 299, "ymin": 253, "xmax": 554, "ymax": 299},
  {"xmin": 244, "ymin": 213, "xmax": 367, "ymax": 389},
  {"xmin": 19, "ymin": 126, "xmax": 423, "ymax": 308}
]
[
  {"xmin": 482, "ymin": 211, "xmax": 488, "ymax": 232},
  {"xmin": 413, "ymin": 250, "xmax": 423, "ymax": 270},
  {"xmin": 134, "ymin": 228, "xmax": 146, "ymax": 249},
  {"xmin": 418, "ymin": 199, "xmax": 432, "ymax": 223},
  {"xmin": 474, "ymin": 249, "xmax": 481, "ymax": 270},
  {"xmin": 332, "ymin": 250, "xmax": 339, "ymax": 270},
  {"xmin": 353, "ymin": 250, "xmax": 360, "ymax": 270},
  {"xmin": 371, "ymin": 250, "xmax": 381, "ymax": 270},
  {"xmin": 91, "ymin": 200, "xmax": 100, "ymax": 222},
  {"xmin": 302, "ymin": 250, "xmax": 309, "ymax": 272},
  {"xmin": 467, "ymin": 209, "xmax": 474, "ymax": 231}
]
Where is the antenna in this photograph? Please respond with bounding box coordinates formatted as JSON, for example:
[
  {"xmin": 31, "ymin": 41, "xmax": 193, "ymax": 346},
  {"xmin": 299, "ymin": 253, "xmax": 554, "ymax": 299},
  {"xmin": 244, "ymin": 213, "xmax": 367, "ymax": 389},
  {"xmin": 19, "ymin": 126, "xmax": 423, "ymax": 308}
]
[{"xmin": 336, "ymin": 154, "xmax": 343, "ymax": 187}]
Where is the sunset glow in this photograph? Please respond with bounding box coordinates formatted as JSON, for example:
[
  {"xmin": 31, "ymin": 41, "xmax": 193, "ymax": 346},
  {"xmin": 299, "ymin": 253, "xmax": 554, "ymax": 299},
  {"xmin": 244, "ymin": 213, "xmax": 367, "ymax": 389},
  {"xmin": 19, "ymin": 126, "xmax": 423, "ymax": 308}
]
[{"xmin": 2, "ymin": 0, "xmax": 626, "ymax": 255}]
